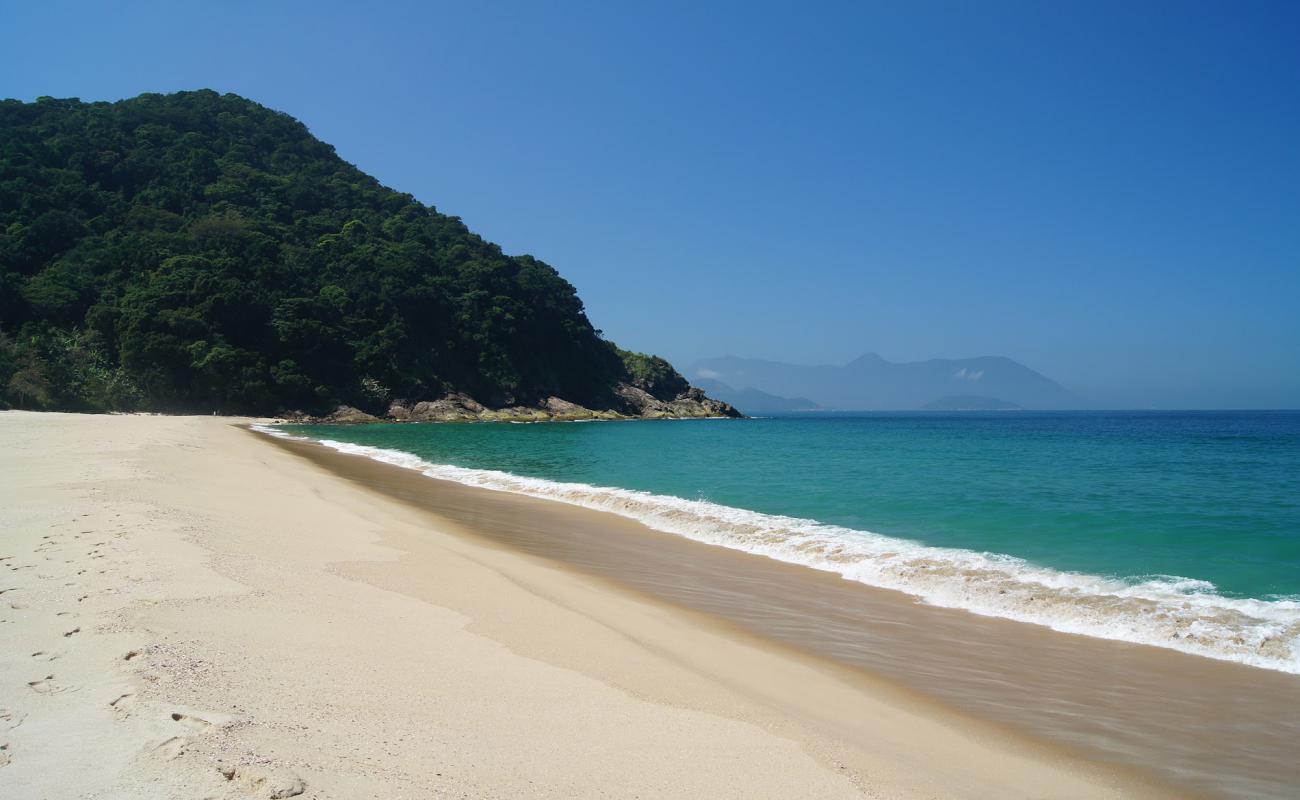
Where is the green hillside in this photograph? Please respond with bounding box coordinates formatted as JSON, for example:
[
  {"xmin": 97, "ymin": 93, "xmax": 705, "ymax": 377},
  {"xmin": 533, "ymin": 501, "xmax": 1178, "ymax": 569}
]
[{"xmin": 0, "ymin": 90, "xmax": 721, "ymax": 417}]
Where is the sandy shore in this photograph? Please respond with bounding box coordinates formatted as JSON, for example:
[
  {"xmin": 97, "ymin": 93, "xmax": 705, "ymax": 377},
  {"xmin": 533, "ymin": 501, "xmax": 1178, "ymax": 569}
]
[{"xmin": 0, "ymin": 412, "xmax": 1168, "ymax": 799}]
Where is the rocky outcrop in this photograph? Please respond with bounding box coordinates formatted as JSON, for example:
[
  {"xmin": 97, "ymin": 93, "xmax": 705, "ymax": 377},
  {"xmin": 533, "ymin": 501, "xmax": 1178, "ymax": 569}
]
[
  {"xmin": 612, "ymin": 384, "xmax": 739, "ymax": 419},
  {"xmin": 284, "ymin": 385, "xmax": 741, "ymax": 425},
  {"xmin": 297, "ymin": 405, "xmax": 380, "ymax": 424},
  {"xmin": 388, "ymin": 393, "xmax": 485, "ymax": 422}
]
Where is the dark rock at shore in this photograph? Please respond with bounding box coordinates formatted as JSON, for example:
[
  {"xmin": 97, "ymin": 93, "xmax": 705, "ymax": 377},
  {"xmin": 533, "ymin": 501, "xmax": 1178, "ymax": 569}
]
[
  {"xmin": 389, "ymin": 393, "xmax": 486, "ymax": 422},
  {"xmin": 612, "ymin": 384, "xmax": 739, "ymax": 419},
  {"xmin": 323, "ymin": 405, "xmax": 382, "ymax": 424},
  {"xmin": 287, "ymin": 385, "xmax": 742, "ymax": 424}
]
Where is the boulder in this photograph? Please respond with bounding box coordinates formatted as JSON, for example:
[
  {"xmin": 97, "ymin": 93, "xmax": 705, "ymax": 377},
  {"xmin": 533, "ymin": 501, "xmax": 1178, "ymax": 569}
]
[
  {"xmin": 398, "ymin": 393, "xmax": 487, "ymax": 421},
  {"xmin": 321, "ymin": 405, "xmax": 380, "ymax": 424}
]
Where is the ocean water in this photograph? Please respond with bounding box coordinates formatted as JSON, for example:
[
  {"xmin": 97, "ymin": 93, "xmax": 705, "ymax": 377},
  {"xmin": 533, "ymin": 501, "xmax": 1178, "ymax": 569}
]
[{"xmin": 263, "ymin": 411, "xmax": 1300, "ymax": 673}]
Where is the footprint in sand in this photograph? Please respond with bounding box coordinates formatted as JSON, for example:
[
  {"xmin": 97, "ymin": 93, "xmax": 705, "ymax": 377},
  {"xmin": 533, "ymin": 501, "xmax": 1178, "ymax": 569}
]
[
  {"xmin": 152, "ymin": 736, "xmax": 188, "ymax": 761},
  {"xmin": 170, "ymin": 712, "xmax": 215, "ymax": 732},
  {"xmin": 62, "ymin": 626, "xmax": 81, "ymax": 637},
  {"xmin": 220, "ymin": 765, "xmax": 306, "ymax": 798},
  {"xmin": 0, "ymin": 741, "xmax": 10, "ymax": 768},
  {"xmin": 27, "ymin": 675, "xmax": 74, "ymax": 695},
  {"xmin": 28, "ymin": 676, "xmax": 57, "ymax": 694},
  {"xmin": 152, "ymin": 711, "xmax": 227, "ymax": 761},
  {"xmin": 0, "ymin": 708, "xmax": 25, "ymax": 730},
  {"xmin": 109, "ymin": 693, "xmax": 137, "ymax": 719},
  {"xmin": 30, "ymin": 650, "xmax": 59, "ymax": 662}
]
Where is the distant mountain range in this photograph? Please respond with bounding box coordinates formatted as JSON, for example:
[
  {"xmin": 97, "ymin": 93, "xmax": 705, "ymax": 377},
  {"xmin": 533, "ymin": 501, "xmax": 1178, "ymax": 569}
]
[
  {"xmin": 690, "ymin": 353, "xmax": 1077, "ymax": 411},
  {"xmin": 692, "ymin": 379, "xmax": 823, "ymax": 413}
]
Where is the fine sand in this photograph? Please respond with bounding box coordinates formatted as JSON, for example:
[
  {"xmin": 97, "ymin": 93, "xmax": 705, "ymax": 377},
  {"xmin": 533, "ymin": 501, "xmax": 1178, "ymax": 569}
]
[{"xmin": 0, "ymin": 412, "xmax": 1173, "ymax": 799}]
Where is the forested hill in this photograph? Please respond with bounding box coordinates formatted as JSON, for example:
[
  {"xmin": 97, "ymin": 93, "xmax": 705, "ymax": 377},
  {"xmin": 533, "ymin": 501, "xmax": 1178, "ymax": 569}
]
[{"xmin": 0, "ymin": 90, "xmax": 735, "ymax": 419}]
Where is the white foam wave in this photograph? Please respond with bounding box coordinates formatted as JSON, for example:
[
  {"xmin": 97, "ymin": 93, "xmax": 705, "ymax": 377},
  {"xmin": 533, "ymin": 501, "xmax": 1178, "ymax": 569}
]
[{"xmin": 253, "ymin": 425, "xmax": 1300, "ymax": 674}]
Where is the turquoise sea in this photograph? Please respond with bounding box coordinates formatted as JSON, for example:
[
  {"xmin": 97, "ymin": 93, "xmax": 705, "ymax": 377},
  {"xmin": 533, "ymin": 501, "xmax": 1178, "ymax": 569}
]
[{"xmin": 266, "ymin": 411, "xmax": 1300, "ymax": 673}]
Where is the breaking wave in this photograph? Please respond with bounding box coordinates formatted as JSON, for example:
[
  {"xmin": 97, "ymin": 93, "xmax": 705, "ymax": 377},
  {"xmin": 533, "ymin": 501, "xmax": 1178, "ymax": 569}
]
[{"xmin": 254, "ymin": 424, "xmax": 1300, "ymax": 674}]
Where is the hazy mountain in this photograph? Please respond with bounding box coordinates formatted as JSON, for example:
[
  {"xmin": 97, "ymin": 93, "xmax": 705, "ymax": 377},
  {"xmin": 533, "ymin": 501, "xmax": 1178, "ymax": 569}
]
[
  {"xmin": 691, "ymin": 353, "xmax": 1077, "ymax": 410},
  {"xmin": 692, "ymin": 378, "xmax": 823, "ymax": 413}
]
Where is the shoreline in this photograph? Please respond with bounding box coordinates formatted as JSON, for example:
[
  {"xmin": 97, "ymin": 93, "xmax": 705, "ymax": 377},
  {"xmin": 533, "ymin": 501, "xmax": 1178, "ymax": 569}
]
[
  {"xmin": 268, "ymin": 420, "xmax": 1299, "ymax": 676},
  {"xmin": 0, "ymin": 412, "xmax": 1216, "ymax": 797},
  {"xmin": 262, "ymin": 421, "xmax": 1300, "ymax": 799}
]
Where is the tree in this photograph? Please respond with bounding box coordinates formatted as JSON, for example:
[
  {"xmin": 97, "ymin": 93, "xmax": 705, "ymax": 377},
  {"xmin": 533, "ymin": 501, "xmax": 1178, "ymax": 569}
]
[{"xmin": 6, "ymin": 357, "xmax": 52, "ymax": 408}]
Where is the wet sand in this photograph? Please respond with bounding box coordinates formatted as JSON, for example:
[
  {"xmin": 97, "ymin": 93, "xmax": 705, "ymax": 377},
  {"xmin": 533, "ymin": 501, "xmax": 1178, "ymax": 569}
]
[{"xmin": 269, "ymin": 428, "xmax": 1300, "ymax": 799}]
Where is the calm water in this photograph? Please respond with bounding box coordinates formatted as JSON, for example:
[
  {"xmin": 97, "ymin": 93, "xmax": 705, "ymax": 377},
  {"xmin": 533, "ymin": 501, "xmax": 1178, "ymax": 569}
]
[{"xmin": 276, "ymin": 411, "xmax": 1300, "ymax": 673}]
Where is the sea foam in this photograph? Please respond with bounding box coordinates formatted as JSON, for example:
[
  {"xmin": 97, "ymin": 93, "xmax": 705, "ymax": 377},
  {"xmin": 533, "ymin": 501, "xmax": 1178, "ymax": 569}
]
[{"xmin": 253, "ymin": 424, "xmax": 1300, "ymax": 674}]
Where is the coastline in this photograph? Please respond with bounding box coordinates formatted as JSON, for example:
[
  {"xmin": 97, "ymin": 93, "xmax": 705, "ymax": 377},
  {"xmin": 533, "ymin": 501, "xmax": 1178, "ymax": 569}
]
[
  {"xmin": 0, "ymin": 412, "xmax": 1185, "ymax": 797},
  {"xmin": 270, "ymin": 416, "xmax": 1300, "ymax": 676},
  {"xmin": 265, "ymin": 423, "xmax": 1300, "ymax": 799}
]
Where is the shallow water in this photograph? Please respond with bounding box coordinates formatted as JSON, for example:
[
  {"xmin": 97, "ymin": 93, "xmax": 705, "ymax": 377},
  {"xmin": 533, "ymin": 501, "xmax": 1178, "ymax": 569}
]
[{"xmin": 275, "ymin": 411, "xmax": 1300, "ymax": 673}]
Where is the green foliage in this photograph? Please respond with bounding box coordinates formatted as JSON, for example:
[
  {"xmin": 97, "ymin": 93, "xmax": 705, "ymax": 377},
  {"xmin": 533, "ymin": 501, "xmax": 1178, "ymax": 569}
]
[
  {"xmin": 0, "ymin": 326, "xmax": 143, "ymax": 411},
  {"xmin": 0, "ymin": 90, "xmax": 651, "ymax": 413},
  {"xmin": 618, "ymin": 349, "xmax": 689, "ymax": 400}
]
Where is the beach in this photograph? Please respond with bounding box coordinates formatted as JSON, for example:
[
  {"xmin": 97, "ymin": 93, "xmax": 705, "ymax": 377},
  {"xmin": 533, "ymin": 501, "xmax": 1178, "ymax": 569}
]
[
  {"xmin": 0, "ymin": 411, "xmax": 1177, "ymax": 799},
  {"xmin": 267, "ymin": 418, "xmax": 1300, "ymax": 799}
]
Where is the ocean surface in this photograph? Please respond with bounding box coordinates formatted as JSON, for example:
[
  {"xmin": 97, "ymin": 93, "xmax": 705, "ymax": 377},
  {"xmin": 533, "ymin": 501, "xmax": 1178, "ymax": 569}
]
[{"xmin": 265, "ymin": 411, "xmax": 1300, "ymax": 674}]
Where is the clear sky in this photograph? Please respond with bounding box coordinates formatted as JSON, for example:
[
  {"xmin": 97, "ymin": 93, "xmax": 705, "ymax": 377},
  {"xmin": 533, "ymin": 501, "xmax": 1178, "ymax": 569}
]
[{"xmin": 2, "ymin": 1, "xmax": 1297, "ymax": 408}]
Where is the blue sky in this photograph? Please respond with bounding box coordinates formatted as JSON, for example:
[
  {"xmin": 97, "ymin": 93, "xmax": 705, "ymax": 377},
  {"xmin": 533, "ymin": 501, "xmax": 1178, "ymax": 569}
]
[{"xmin": 2, "ymin": 1, "xmax": 1297, "ymax": 407}]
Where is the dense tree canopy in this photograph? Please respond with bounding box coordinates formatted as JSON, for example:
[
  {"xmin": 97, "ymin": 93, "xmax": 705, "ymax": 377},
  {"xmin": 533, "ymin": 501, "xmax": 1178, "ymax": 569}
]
[{"xmin": 0, "ymin": 90, "xmax": 665, "ymax": 414}]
